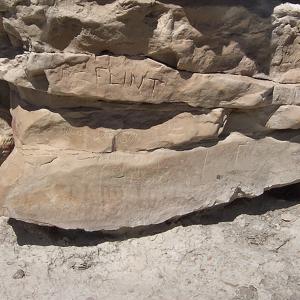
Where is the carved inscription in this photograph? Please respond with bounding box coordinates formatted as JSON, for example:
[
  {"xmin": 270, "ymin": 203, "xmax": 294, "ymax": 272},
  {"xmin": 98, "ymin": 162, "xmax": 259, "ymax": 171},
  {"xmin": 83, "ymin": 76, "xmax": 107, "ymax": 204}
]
[
  {"xmin": 95, "ymin": 57, "xmax": 166, "ymax": 96},
  {"xmin": 148, "ymin": 77, "xmax": 165, "ymax": 95},
  {"xmin": 129, "ymin": 73, "xmax": 145, "ymax": 89},
  {"xmin": 96, "ymin": 67, "xmax": 110, "ymax": 85}
]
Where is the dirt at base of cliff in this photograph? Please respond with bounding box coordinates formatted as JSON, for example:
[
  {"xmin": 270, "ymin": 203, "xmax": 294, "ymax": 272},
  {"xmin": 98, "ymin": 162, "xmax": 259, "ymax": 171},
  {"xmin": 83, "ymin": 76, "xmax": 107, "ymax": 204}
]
[{"xmin": 0, "ymin": 189, "xmax": 299, "ymax": 300}]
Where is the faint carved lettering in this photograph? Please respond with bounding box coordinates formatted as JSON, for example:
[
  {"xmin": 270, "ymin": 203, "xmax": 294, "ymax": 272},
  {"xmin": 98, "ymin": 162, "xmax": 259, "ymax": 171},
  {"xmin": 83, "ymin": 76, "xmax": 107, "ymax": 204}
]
[
  {"xmin": 95, "ymin": 63, "xmax": 166, "ymax": 96},
  {"xmin": 234, "ymin": 144, "xmax": 248, "ymax": 168},
  {"xmin": 110, "ymin": 71, "xmax": 126, "ymax": 85},
  {"xmin": 96, "ymin": 67, "xmax": 110, "ymax": 85},
  {"xmin": 129, "ymin": 73, "xmax": 145, "ymax": 89},
  {"xmin": 148, "ymin": 77, "xmax": 165, "ymax": 95}
]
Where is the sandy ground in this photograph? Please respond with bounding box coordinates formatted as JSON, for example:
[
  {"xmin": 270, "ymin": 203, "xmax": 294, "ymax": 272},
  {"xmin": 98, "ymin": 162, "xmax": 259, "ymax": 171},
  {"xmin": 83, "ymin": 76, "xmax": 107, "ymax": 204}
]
[{"xmin": 0, "ymin": 188, "xmax": 300, "ymax": 300}]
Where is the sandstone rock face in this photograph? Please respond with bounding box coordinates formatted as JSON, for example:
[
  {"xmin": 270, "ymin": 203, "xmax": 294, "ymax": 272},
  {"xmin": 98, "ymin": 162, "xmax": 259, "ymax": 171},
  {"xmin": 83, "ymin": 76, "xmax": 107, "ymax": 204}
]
[
  {"xmin": 0, "ymin": 110, "xmax": 13, "ymax": 165},
  {"xmin": 0, "ymin": 81, "xmax": 13, "ymax": 165},
  {"xmin": 0, "ymin": 0, "xmax": 300, "ymax": 230}
]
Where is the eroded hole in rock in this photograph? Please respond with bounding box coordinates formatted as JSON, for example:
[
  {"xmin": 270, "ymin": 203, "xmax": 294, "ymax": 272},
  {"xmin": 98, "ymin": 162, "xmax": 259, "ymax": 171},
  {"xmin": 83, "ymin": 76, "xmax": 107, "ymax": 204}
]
[
  {"xmin": 29, "ymin": 73, "xmax": 49, "ymax": 91},
  {"xmin": 42, "ymin": 17, "xmax": 83, "ymax": 51}
]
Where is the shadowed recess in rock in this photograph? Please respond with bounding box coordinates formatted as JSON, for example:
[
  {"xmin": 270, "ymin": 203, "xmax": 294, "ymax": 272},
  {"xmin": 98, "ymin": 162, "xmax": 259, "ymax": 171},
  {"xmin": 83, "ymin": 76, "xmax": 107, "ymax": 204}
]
[
  {"xmin": 0, "ymin": 80, "xmax": 13, "ymax": 165},
  {"xmin": 7, "ymin": 183, "xmax": 300, "ymax": 247},
  {"xmin": 11, "ymin": 93, "xmax": 218, "ymax": 130}
]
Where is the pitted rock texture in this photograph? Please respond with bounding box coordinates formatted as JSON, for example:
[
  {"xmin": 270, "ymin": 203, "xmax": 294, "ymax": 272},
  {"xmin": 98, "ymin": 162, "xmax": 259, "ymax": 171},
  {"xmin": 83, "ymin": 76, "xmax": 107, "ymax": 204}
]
[{"xmin": 0, "ymin": 0, "xmax": 300, "ymax": 230}]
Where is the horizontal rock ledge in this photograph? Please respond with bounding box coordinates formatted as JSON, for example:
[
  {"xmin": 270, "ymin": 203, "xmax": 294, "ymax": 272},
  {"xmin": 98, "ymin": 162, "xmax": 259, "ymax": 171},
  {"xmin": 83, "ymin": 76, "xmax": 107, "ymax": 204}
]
[
  {"xmin": 1, "ymin": 53, "xmax": 300, "ymax": 109},
  {"xmin": 1, "ymin": 133, "xmax": 300, "ymax": 231}
]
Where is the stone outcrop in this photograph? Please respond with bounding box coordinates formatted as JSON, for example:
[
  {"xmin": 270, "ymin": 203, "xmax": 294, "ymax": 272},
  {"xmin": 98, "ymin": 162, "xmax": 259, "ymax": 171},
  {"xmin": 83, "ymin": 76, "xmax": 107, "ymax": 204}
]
[
  {"xmin": 0, "ymin": 112, "xmax": 13, "ymax": 165},
  {"xmin": 0, "ymin": 0, "xmax": 300, "ymax": 230},
  {"xmin": 0, "ymin": 80, "xmax": 13, "ymax": 165}
]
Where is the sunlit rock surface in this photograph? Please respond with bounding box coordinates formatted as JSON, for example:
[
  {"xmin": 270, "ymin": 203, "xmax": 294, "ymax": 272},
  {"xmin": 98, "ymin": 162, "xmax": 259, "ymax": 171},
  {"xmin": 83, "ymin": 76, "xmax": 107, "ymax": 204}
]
[{"xmin": 0, "ymin": 0, "xmax": 300, "ymax": 230}]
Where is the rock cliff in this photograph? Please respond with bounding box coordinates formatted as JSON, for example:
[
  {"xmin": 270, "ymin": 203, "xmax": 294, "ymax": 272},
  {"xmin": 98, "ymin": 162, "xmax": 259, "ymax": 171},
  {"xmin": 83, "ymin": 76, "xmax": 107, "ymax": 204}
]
[{"xmin": 0, "ymin": 0, "xmax": 300, "ymax": 230}]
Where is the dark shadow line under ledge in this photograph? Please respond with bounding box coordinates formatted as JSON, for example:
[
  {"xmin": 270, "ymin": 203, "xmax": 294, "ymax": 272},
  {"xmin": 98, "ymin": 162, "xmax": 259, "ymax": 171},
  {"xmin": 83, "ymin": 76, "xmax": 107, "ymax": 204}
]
[{"xmin": 7, "ymin": 183, "xmax": 300, "ymax": 248}]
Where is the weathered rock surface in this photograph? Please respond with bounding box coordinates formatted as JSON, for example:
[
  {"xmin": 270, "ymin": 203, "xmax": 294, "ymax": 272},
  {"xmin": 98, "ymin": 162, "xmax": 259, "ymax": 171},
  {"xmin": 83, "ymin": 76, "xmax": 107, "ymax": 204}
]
[
  {"xmin": 1, "ymin": 53, "xmax": 276, "ymax": 107},
  {"xmin": 1, "ymin": 133, "xmax": 300, "ymax": 230},
  {"xmin": 0, "ymin": 0, "xmax": 300, "ymax": 230},
  {"xmin": 0, "ymin": 108, "xmax": 13, "ymax": 164},
  {"xmin": 0, "ymin": 81, "xmax": 13, "ymax": 165}
]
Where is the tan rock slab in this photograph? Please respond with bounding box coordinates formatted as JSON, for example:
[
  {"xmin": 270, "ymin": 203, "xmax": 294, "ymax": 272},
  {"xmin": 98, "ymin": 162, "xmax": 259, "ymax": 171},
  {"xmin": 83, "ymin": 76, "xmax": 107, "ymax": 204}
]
[
  {"xmin": 1, "ymin": 134, "xmax": 300, "ymax": 230},
  {"xmin": 266, "ymin": 105, "xmax": 300, "ymax": 130},
  {"xmin": 11, "ymin": 98, "xmax": 227, "ymax": 152}
]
